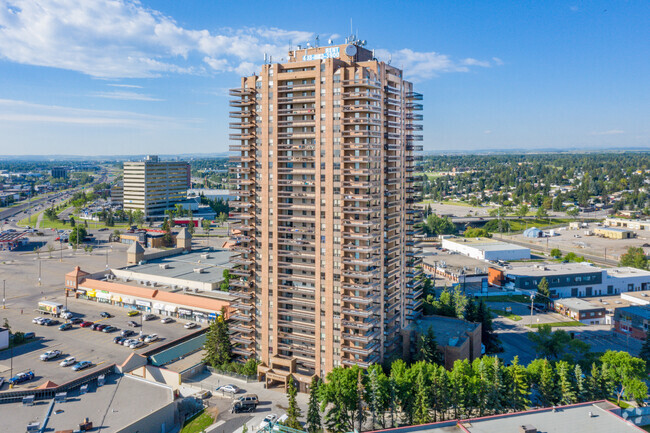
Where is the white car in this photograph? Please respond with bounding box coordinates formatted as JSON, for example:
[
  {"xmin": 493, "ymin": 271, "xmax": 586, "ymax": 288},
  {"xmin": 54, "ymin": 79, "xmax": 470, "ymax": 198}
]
[
  {"xmin": 260, "ymin": 414, "xmax": 278, "ymax": 429},
  {"xmin": 32, "ymin": 317, "xmax": 43, "ymax": 324},
  {"xmin": 160, "ymin": 317, "xmax": 173, "ymax": 324},
  {"xmin": 219, "ymin": 384, "xmax": 240, "ymax": 394},
  {"xmin": 144, "ymin": 334, "xmax": 158, "ymax": 343},
  {"xmin": 40, "ymin": 350, "xmax": 62, "ymax": 361},
  {"xmin": 142, "ymin": 313, "xmax": 155, "ymax": 321},
  {"xmin": 130, "ymin": 341, "xmax": 144, "ymax": 349},
  {"xmin": 60, "ymin": 311, "xmax": 73, "ymax": 320},
  {"xmin": 59, "ymin": 357, "xmax": 76, "ymax": 367},
  {"xmin": 184, "ymin": 322, "xmax": 197, "ymax": 329},
  {"xmin": 122, "ymin": 339, "xmax": 135, "ymax": 347}
]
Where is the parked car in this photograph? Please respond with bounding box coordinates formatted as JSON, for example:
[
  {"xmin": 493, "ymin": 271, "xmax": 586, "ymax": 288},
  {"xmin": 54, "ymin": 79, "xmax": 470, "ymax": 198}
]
[
  {"xmin": 127, "ymin": 320, "xmax": 139, "ymax": 327},
  {"xmin": 144, "ymin": 334, "xmax": 158, "ymax": 343},
  {"xmin": 45, "ymin": 319, "xmax": 59, "ymax": 326},
  {"xmin": 142, "ymin": 313, "xmax": 156, "ymax": 321},
  {"xmin": 127, "ymin": 310, "xmax": 139, "ymax": 317},
  {"xmin": 100, "ymin": 312, "xmax": 112, "ymax": 318},
  {"xmin": 40, "ymin": 350, "xmax": 62, "ymax": 361},
  {"xmin": 80, "ymin": 321, "xmax": 93, "ymax": 328},
  {"xmin": 72, "ymin": 361, "xmax": 92, "ymax": 371},
  {"xmin": 121, "ymin": 329, "xmax": 134, "ymax": 337},
  {"xmin": 239, "ymin": 394, "xmax": 259, "ymax": 405},
  {"xmin": 102, "ymin": 326, "xmax": 117, "ymax": 333},
  {"xmin": 9, "ymin": 371, "xmax": 34, "ymax": 385},
  {"xmin": 259, "ymin": 414, "xmax": 278, "ymax": 429},
  {"xmin": 160, "ymin": 317, "xmax": 173, "ymax": 324},
  {"xmin": 58, "ymin": 323, "xmax": 72, "ymax": 331},
  {"xmin": 231, "ymin": 400, "xmax": 256, "ymax": 413},
  {"xmin": 218, "ymin": 384, "xmax": 240, "ymax": 394},
  {"xmin": 70, "ymin": 317, "xmax": 84, "ymax": 324},
  {"xmin": 113, "ymin": 337, "xmax": 125, "ymax": 344},
  {"xmin": 40, "ymin": 318, "xmax": 51, "ymax": 326},
  {"xmin": 23, "ymin": 332, "xmax": 35, "ymax": 339},
  {"xmin": 60, "ymin": 311, "xmax": 73, "ymax": 320},
  {"xmin": 129, "ymin": 341, "xmax": 144, "ymax": 349},
  {"xmin": 32, "ymin": 317, "xmax": 43, "ymax": 324},
  {"xmin": 122, "ymin": 339, "xmax": 136, "ymax": 347},
  {"xmin": 95, "ymin": 324, "xmax": 108, "ymax": 332},
  {"xmin": 60, "ymin": 357, "xmax": 76, "ymax": 367},
  {"xmin": 184, "ymin": 322, "xmax": 198, "ymax": 329}
]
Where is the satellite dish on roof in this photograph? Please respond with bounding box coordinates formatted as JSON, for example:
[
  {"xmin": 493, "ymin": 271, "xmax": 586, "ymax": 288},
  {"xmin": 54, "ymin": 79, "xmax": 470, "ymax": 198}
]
[
  {"xmin": 345, "ymin": 44, "xmax": 357, "ymax": 57},
  {"xmin": 328, "ymin": 38, "xmax": 333, "ymax": 45}
]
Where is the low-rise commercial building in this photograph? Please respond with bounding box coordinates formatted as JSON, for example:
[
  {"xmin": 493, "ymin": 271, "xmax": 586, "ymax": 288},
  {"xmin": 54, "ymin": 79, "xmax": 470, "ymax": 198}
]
[
  {"xmin": 613, "ymin": 305, "xmax": 650, "ymax": 340},
  {"xmin": 0, "ymin": 230, "xmax": 28, "ymax": 251},
  {"xmin": 401, "ymin": 315, "xmax": 482, "ymax": 369},
  {"xmin": 490, "ymin": 263, "xmax": 650, "ymax": 298},
  {"xmin": 594, "ymin": 226, "xmax": 634, "ymax": 239},
  {"xmin": 605, "ymin": 217, "xmax": 650, "ymax": 231},
  {"xmin": 554, "ymin": 298, "xmax": 607, "ymax": 324},
  {"xmin": 440, "ymin": 236, "xmax": 530, "ymax": 261}
]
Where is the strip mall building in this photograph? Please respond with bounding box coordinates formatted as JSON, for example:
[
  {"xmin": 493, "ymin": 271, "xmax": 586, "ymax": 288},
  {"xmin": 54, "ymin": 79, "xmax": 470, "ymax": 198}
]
[{"xmin": 65, "ymin": 266, "xmax": 233, "ymax": 322}]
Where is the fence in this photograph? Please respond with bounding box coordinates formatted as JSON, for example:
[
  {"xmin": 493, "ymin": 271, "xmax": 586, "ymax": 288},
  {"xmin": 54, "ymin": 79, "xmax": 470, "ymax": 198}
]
[{"xmin": 206, "ymin": 366, "xmax": 256, "ymax": 382}]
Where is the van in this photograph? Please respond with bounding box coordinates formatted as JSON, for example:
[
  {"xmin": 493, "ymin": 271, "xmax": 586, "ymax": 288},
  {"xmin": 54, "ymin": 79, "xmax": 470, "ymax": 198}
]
[
  {"xmin": 238, "ymin": 394, "xmax": 259, "ymax": 405},
  {"xmin": 24, "ymin": 332, "xmax": 36, "ymax": 339},
  {"xmin": 231, "ymin": 400, "xmax": 256, "ymax": 413}
]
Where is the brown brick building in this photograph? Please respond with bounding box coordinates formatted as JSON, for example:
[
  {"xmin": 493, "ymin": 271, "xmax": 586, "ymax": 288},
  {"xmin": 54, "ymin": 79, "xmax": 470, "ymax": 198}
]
[{"xmin": 228, "ymin": 37, "xmax": 423, "ymax": 380}]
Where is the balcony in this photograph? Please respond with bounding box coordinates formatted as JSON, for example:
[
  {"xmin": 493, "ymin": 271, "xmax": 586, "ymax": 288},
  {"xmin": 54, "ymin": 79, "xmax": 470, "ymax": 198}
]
[
  {"xmin": 341, "ymin": 268, "xmax": 380, "ymax": 279},
  {"xmin": 229, "ymin": 121, "xmax": 256, "ymax": 129},
  {"xmin": 230, "ymin": 99, "xmax": 255, "ymax": 107},
  {"xmin": 342, "ymin": 78, "xmax": 381, "ymax": 88},
  {"xmin": 341, "ymin": 342, "xmax": 379, "ymax": 357},
  {"xmin": 343, "ymin": 330, "xmax": 380, "ymax": 344},
  {"xmin": 342, "ymin": 281, "xmax": 380, "ymax": 293},
  {"xmin": 277, "ymin": 83, "xmax": 315, "ymax": 91},
  {"xmin": 229, "ymin": 111, "xmax": 254, "ymax": 118},
  {"xmin": 343, "ymin": 91, "xmax": 381, "ymax": 100},
  {"xmin": 406, "ymin": 103, "xmax": 423, "ymax": 110},
  {"xmin": 277, "ymin": 95, "xmax": 316, "ymax": 103},
  {"xmin": 406, "ymin": 91, "xmax": 423, "ymax": 100},
  {"xmin": 342, "ymin": 117, "xmax": 381, "ymax": 126},
  {"xmin": 229, "ymin": 88, "xmax": 256, "ymax": 97},
  {"xmin": 406, "ymin": 113, "xmax": 423, "ymax": 120},
  {"xmin": 342, "ymin": 105, "xmax": 382, "ymax": 113},
  {"xmin": 406, "ymin": 134, "xmax": 424, "ymax": 141}
]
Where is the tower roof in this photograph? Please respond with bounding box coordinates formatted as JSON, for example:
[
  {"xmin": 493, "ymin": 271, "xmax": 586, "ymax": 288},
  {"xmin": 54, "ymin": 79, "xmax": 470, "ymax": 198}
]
[
  {"xmin": 177, "ymin": 227, "xmax": 191, "ymax": 239},
  {"xmin": 127, "ymin": 242, "xmax": 145, "ymax": 254}
]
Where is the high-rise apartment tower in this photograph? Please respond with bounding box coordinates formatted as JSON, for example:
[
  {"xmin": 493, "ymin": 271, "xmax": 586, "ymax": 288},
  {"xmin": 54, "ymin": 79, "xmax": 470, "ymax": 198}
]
[
  {"xmin": 228, "ymin": 38, "xmax": 424, "ymax": 381},
  {"xmin": 123, "ymin": 155, "xmax": 190, "ymax": 218}
]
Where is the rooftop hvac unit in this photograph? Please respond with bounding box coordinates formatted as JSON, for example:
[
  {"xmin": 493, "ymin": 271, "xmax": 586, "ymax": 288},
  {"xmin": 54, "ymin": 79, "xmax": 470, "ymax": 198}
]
[
  {"xmin": 201, "ymin": 253, "xmax": 211, "ymax": 259},
  {"xmin": 159, "ymin": 263, "xmax": 169, "ymax": 269},
  {"xmin": 519, "ymin": 426, "xmax": 537, "ymax": 433},
  {"xmin": 193, "ymin": 268, "xmax": 205, "ymax": 274}
]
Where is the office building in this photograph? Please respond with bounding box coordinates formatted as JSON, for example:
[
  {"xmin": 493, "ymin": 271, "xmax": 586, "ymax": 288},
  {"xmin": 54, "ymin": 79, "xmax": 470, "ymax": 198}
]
[
  {"xmin": 50, "ymin": 166, "xmax": 67, "ymax": 179},
  {"xmin": 228, "ymin": 37, "xmax": 424, "ymax": 381},
  {"xmin": 123, "ymin": 155, "xmax": 190, "ymax": 218}
]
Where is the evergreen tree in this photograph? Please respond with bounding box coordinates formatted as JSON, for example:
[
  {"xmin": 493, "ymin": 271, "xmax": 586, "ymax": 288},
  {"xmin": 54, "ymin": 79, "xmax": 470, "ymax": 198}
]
[
  {"xmin": 413, "ymin": 326, "xmax": 443, "ymax": 365},
  {"xmin": 306, "ymin": 376, "xmax": 322, "ymax": 433},
  {"xmin": 556, "ymin": 361, "xmax": 577, "ymax": 405},
  {"xmin": 286, "ymin": 377, "xmax": 303, "ymax": 429},
  {"xmin": 413, "ymin": 366, "xmax": 431, "ymax": 425},
  {"xmin": 366, "ymin": 364, "xmax": 389, "ymax": 429},
  {"xmin": 202, "ymin": 309, "xmax": 232, "ymax": 367},
  {"xmin": 507, "ymin": 356, "xmax": 530, "ymax": 411},
  {"xmin": 574, "ymin": 364, "xmax": 586, "ymax": 402},
  {"xmin": 537, "ymin": 277, "xmax": 551, "ymax": 309},
  {"xmin": 538, "ymin": 359, "xmax": 559, "ymax": 406}
]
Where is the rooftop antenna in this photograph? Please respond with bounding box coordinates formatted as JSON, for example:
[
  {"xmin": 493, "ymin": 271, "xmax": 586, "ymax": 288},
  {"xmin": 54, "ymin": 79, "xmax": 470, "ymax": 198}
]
[
  {"xmin": 328, "ymin": 38, "xmax": 333, "ymax": 45},
  {"xmin": 264, "ymin": 53, "xmax": 267, "ymax": 64},
  {"xmin": 315, "ymin": 35, "xmax": 320, "ymax": 47}
]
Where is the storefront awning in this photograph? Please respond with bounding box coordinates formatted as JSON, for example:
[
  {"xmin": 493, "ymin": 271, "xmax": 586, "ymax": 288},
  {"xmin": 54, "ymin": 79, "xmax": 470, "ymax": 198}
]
[
  {"xmin": 135, "ymin": 300, "xmax": 151, "ymax": 307},
  {"xmin": 122, "ymin": 297, "xmax": 134, "ymax": 304},
  {"xmin": 194, "ymin": 312, "xmax": 206, "ymax": 318},
  {"xmin": 95, "ymin": 292, "xmax": 111, "ymax": 300},
  {"xmin": 208, "ymin": 313, "xmax": 217, "ymax": 319},
  {"xmin": 178, "ymin": 308, "xmax": 192, "ymax": 315},
  {"xmin": 164, "ymin": 305, "xmax": 177, "ymax": 313},
  {"xmin": 86, "ymin": 290, "xmax": 96, "ymax": 297},
  {"xmin": 153, "ymin": 303, "xmax": 164, "ymax": 310},
  {"xmin": 111, "ymin": 296, "xmax": 122, "ymax": 302},
  {"xmin": 76, "ymin": 289, "xmax": 86, "ymax": 295}
]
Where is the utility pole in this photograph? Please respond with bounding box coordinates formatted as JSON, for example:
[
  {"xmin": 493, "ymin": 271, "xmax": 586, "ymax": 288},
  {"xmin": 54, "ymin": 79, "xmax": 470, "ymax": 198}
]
[
  {"xmin": 38, "ymin": 260, "xmax": 41, "ymax": 286},
  {"xmin": 529, "ymin": 293, "xmax": 536, "ymax": 326},
  {"xmin": 2, "ymin": 280, "xmax": 5, "ymax": 309}
]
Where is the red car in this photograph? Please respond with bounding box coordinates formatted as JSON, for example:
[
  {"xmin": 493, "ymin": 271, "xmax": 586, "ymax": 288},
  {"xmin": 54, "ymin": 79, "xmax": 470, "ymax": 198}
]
[
  {"xmin": 79, "ymin": 321, "xmax": 93, "ymax": 328},
  {"xmin": 95, "ymin": 324, "xmax": 108, "ymax": 331}
]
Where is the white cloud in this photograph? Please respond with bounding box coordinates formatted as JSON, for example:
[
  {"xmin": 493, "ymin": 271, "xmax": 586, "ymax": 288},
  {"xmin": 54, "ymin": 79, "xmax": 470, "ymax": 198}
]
[
  {"xmin": 0, "ymin": 98, "xmax": 193, "ymax": 127},
  {"xmin": 0, "ymin": 0, "xmax": 498, "ymax": 82},
  {"xmin": 484, "ymin": 130, "xmax": 492, "ymax": 134},
  {"xmin": 91, "ymin": 91, "xmax": 163, "ymax": 101},
  {"xmin": 375, "ymin": 48, "xmax": 499, "ymax": 81},
  {"xmin": 591, "ymin": 129, "xmax": 625, "ymax": 136},
  {"xmin": 107, "ymin": 84, "xmax": 144, "ymax": 89},
  {"xmin": 0, "ymin": 0, "xmax": 312, "ymax": 78}
]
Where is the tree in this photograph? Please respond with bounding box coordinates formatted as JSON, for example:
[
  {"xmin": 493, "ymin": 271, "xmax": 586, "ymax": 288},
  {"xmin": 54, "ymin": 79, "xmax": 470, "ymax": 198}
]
[
  {"xmin": 506, "ymin": 356, "xmax": 530, "ymax": 411},
  {"xmin": 464, "ymin": 227, "xmax": 491, "ymax": 238},
  {"xmin": 68, "ymin": 226, "xmax": 87, "ymax": 245},
  {"xmin": 538, "ymin": 359, "xmax": 559, "ymax": 406},
  {"xmin": 600, "ymin": 350, "xmax": 648, "ymax": 403},
  {"xmin": 306, "ymin": 376, "xmax": 322, "ymax": 433},
  {"xmin": 413, "ymin": 326, "xmax": 443, "ymax": 365},
  {"xmin": 619, "ymin": 247, "xmax": 648, "ymax": 270},
  {"xmin": 413, "ymin": 365, "xmax": 431, "ymax": 425},
  {"xmin": 133, "ymin": 209, "xmax": 145, "ymax": 226},
  {"xmin": 220, "ymin": 269, "xmax": 231, "ymax": 292},
  {"xmin": 566, "ymin": 207, "xmax": 580, "ymax": 219},
  {"xmin": 424, "ymin": 214, "xmax": 456, "ymax": 237},
  {"xmin": 365, "ymin": 365, "xmax": 389, "ymax": 429},
  {"xmin": 556, "ymin": 361, "xmax": 577, "ymax": 405},
  {"xmin": 320, "ymin": 366, "xmax": 364, "ymax": 433},
  {"xmin": 217, "ymin": 212, "xmax": 228, "ymax": 225},
  {"xmin": 535, "ymin": 206, "xmax": 548, "ymax": 219},
  {"xmin": 202, "ymin": 219, "xmax": 211, "ymax": 246},
  {"xmin": 242, "ymin": 424, "xmax": 248, "ymax": 433},
  {"xmin": 516, "ymin": 203, "xmax": 529, "ymax": 218},
  {"xmin": 188, "ymin": 209, "xmax": 195, "ymax": 235},
  {"xmin": 69, "ymin": 216, "xmax": 75, "ymax": 227},
  {"xmin": 202, "ymin": 310, "xmax": 232, "ymax": 368},
  {"xmin": 285, "ymin": 377, "xmax": 303, "ymax": 429},
  {"xmin": 550, "ymin": 248, "xmax": 562, "ymax": 259},
  {"xmin": 537, "ymin": 277, "xmax": 551, "ymax": 309},
  {"xmin": 528, "ymin": 324, "xmax": 588, "ymax": 362}
]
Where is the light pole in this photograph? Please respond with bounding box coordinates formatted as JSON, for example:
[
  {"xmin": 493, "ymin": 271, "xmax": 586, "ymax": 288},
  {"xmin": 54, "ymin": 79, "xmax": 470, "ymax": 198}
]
[
  {"xmin": 529, "ymin": 293, "xmax": 535, "ymax": 326},
  {"xmin": 38, "ymin": 260, "xmax": 41, "ymax": 286},
  {"xmin": 2, "ymin": 280, "xmax": 5, "ymax": 309}
]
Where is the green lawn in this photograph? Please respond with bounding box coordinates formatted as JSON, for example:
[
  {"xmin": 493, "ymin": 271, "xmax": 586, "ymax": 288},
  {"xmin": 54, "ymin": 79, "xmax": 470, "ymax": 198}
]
[
  {"xmin": 415, "ymin": 171, "xmax": 444, "ymax": 180},
  {"xmin": 526, "ymin": 321, "xmax": 585, "ymax": 328},
  {"xmin": 180, "ymin": 410, "xmax": 214, "ymax": 433},
  {"xmin": 508, "ymin": 217, "xmax": 572, "ymax": 231},
  {"xmin": 490, "ymin": 309, "xmax": 522, "ymax": 321}
]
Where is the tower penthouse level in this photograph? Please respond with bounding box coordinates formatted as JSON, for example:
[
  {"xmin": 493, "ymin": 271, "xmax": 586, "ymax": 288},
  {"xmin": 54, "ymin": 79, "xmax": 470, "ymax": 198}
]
[{"xmin": 228, "ymin": 37, "xmax": 424, "ymax": 382}]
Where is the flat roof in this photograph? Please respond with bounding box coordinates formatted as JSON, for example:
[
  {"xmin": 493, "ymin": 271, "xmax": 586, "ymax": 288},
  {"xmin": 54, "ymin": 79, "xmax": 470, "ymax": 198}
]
[
  {"xmin": 555, "ymin": 298, "xmax": 605, "ymax": 311},
  {"xmin": 422, "ymin": 248, "xmax": 489, "ymax": 276},
  {"xmin": 606, "ymin": 267, "xmax": 650, "ymax": 278},
  {"xmin": 405, "ymin": 315, "xmax": 479, "ymax": 347},
  {"xmin": 368, "ymin": 401, "xmax": 642, "ymax": 433},
  {"xmin": 581, "ymin": 295, "xmax": 634, "ymax": 311},
  {"xmin": 0, "ymin": 230, "xmax": 26, "ymax": 242},
  {"xmin": 121, "ymin": 248, "xmax": 235, "ymax": 284},
  {"xmin": 615, "ymin": 305, "xmax": 650, "ymax": 319},
  {"xmin": 595, "ymin": 227, "xmax": 633, "ymax": 233},
  {"xmin": 444, "ymin": 237, "xmax": 530, "ymax": 252},
  {"xmin": 506, "ymin": 262, "xmax": 602, "ymax": 277},
  {"xmin": 0, "ymin": 374, "xmax": 173, "ymax": 433}
]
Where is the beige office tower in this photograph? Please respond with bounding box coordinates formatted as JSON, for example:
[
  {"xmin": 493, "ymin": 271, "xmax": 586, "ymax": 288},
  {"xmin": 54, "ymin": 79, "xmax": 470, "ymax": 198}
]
[
  {"xmin": 123, "ymin": 155, "xmax": 190, "ymax": 219},
  {"xmin": 228, "ymin": 38, "xmax": 424, "ymax": 380}
]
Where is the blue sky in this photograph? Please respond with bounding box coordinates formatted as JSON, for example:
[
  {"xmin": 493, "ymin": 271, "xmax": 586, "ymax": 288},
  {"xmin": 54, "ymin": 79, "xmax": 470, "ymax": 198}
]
[{"xmin": 0, "ymin": 0, "xmax": 647, "ymax": 155}]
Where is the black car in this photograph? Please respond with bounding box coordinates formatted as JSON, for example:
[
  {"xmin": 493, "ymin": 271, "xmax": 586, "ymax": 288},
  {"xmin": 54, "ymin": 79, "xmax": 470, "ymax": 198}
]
[
  {"xmin": 127, "ymin": 320, "xmax": 139, "ymax": 327},
  {"xmin": 113, "ymin": 336, "xmax": 125, "ymax": 344},
  {"xmin": 100, "ymin": 312, "xmax": 112, "ymax": 318},
  {"xmin": 121, "ymin": 329, "xmax": 135, "ymax": 337},
  {"xmin": 70, "ymin": 317, "xmax": 83, "ymax": 324},
  {"xmin": 45, "ymin": 319, "xmax": 60, "ymax": 326}
]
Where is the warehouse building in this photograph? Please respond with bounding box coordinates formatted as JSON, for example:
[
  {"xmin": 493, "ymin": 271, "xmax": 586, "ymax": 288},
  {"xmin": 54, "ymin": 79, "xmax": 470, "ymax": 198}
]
[
  {"xmin": 554, "ymin": 298, "xmax": 607, "ymax": 324},
  {"xmin": 594, "ymin": 226, "xmax": 634, "ymax": 239},
  {"xmin": 440, "ymin": 236, "xmax": 530, "ymax": 261},
  {"xmin": 605, "ymin": 217, "xmax": 650, "ymax": 231}
]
